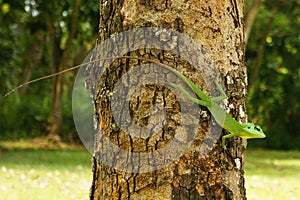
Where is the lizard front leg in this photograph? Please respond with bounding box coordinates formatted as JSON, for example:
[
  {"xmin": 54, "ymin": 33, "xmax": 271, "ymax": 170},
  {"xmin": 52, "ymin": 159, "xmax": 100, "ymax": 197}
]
[{"xmin": 222, "ymin": 131, "xmax": 239, "ymax": 150}]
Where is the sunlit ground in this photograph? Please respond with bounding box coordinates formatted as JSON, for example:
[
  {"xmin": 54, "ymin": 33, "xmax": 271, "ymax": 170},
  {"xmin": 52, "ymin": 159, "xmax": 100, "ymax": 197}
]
[
  {"xmin": 245, "ymin": 149, "xmax": 300, "ymax": 200},
  {"xmin": 0, "ymin": 142, "xmax": 91, "ymax": 200},
  {"xmin": 0, "ymin": 165, "xmax": 91, "ymax": 200},
  {"xmin": 0, "ymin": 141, "xmax": 299, "ymax": 200}
]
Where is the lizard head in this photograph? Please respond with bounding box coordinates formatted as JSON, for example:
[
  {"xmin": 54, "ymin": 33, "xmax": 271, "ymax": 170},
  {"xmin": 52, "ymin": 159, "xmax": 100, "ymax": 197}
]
[{"xmin": 240, "ymin": 123, "xmax": 266, "ymax": 139}]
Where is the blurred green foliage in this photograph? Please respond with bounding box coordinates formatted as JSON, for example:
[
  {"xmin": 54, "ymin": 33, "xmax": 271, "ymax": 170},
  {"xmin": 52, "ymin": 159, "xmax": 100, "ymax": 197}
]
[
  {"xmin": 0, "ymin": 0, "xmax": 299, "ymax": 149},
  {"xmin": 246, "ymin": 0, "xmax": 300, "ymax": 149},
  {"xmin": 0, "ymin": 0, "xmax": 98, "ymax": 141}
]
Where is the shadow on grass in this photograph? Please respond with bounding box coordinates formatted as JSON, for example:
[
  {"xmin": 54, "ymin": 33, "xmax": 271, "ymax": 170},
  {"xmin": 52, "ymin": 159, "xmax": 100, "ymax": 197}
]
[
  {"xmin": 0, "ymin": 141, "xmax": 91, "ymax": 169},
  {"xmin": 244, "ymin": 149, "xmax": 300, "ymax": 177}
]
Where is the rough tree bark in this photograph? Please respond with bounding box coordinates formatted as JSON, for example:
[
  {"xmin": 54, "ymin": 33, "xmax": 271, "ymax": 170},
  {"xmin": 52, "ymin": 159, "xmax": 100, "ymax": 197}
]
[{"xmin": 90, "ymin": 0, "xmax": 247, "ymax": 199}]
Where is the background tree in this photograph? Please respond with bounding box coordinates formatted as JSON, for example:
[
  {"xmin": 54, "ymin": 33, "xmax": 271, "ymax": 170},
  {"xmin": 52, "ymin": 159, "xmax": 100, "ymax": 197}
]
[
  {"xmin": 0, "ymin": 0, "xmax": 98, "ymax": 142},
  {"xmin": 90, "ymin": 0, "xmax": 248, "ymax": 199},
  {"xmin": 246, "ymin": 0, "xmax": 300, "ymax": 149}
]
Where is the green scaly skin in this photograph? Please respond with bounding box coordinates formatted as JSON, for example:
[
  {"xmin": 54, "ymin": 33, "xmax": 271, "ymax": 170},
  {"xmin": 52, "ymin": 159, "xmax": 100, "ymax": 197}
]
[{"xmin": 166, "ymin": 69, "xmax": 266, "ymax": 150}]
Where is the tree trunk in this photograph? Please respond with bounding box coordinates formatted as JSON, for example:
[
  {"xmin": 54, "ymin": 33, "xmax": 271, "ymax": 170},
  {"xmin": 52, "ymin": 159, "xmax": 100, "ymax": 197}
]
[
  {"xmin": 90, "ymin": 0, "xmax": 247, "ymax": 199},
  {"xmin": 46, "ymin": 0, "xmax": 81, "ymax": 138},
  {"xmin": 245, "ymin": 0, "xmax": 263, "ymax": 45},
  {"xmin": 19, "ymin": 30, "xmax": 44, "ymax": 95},
  {"xmin": 248, "ymin": 0, "xmax": 284, "ymax": 89}
]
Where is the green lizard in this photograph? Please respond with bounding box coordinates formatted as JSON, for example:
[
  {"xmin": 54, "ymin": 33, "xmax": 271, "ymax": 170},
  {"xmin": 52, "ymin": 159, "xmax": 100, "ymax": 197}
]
[
  {"xmin": 111, "ymin": 56, "xmax": 266, "ymax": 149},
  {"xmin": 165, "ymin": 67, "xmax": 266, "ymax": 150},
  {"xmin": 4, "ymin": 55, "xmax": 265, "ymax": 149}
]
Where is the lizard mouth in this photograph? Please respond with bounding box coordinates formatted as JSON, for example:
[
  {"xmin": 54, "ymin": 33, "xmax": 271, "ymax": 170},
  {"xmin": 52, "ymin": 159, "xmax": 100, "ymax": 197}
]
[{"xmin": 253, "ymin": 134, "xmax": 266, "ymax": 139}]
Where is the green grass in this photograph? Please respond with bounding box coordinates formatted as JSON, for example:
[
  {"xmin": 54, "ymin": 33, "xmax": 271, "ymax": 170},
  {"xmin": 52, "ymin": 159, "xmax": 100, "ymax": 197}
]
[
  {"xmin": 0, "ymin": 147, "xmax": 92, "ymax": 200},
  {"xmin": 0, "ymin": 142, "xmax": 299, "ymax": 200},
  {"xmin": 244, "ymin": 149, "xmax": 300, "ymax": 200}
]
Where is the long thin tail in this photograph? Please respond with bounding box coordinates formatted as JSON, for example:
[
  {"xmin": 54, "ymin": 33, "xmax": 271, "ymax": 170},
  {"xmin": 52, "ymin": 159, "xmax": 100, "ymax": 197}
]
[{"xmin": 3, "ymin": 56, "xmax": 195, "ymax": 98}]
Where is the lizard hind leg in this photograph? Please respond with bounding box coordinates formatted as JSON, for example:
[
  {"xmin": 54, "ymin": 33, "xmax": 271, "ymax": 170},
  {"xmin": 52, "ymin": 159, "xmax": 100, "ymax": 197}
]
[
  {"xmin": 211, "ymin": 76, "xmax": 227, "ymax": 102},
  {"xmin": 168, "ymin": 83, "xmax": 209, "ymax": 107}
]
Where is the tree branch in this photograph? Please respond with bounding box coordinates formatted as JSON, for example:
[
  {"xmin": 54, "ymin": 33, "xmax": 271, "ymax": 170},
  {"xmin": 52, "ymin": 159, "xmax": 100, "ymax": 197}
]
[
  {"xmin": 248, "ymin": 0, "xmax": 284, "ymax": 89},
  {"xmin": 59, "ymin": 0, "xmax": 81, "ymax": 70},
  {"xmin": 245, "ymin": 0, "xmax": 263, "ymax": 45}
]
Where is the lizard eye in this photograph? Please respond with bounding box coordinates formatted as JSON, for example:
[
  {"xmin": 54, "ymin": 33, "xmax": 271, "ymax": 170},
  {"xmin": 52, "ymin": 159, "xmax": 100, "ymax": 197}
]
[{"xmin": 247, "ymin": 126, "xmax": 251, "ymax": 129}]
